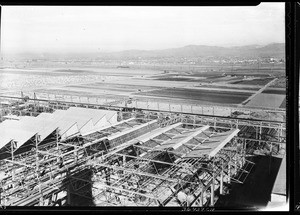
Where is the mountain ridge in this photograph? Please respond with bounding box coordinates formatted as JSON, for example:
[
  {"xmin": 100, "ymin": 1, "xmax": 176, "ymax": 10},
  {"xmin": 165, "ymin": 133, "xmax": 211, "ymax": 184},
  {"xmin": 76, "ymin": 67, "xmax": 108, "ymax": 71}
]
[{"xmin": 2, "ymin": 43, "xmax": 285, "ymax": 60}]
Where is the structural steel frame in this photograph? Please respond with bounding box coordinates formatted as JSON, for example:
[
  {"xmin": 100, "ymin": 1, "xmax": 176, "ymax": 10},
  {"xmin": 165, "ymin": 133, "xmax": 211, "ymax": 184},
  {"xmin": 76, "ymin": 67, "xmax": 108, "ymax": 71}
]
[{"xmin": 0, "ymin": 96, "xmax": 285, "ymax": 207}]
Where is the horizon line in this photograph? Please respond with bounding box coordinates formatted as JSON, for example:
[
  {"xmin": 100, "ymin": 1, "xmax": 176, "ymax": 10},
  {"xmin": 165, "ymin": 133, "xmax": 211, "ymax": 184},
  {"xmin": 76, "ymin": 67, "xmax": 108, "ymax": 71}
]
[{"xmin": 1, "ymin": 42, "xmax": 285, "ymax": 56}]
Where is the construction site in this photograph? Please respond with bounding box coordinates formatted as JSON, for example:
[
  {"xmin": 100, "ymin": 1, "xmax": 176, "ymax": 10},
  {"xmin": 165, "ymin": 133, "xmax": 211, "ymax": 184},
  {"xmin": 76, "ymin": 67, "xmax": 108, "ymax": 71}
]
[{"xmin": 0, "ymin": 92, "xmax": 286, "ymax": 208}]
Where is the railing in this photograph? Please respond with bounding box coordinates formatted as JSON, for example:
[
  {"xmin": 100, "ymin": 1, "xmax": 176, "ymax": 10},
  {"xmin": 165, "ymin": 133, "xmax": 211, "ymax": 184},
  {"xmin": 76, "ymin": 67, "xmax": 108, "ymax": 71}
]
[{"xmin": 0, "ymin": 93, "xmax": 286, "ymax": 123}]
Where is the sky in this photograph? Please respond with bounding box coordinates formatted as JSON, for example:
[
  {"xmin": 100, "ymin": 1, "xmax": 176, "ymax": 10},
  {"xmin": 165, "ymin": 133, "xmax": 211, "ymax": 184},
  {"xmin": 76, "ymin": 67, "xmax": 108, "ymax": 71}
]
[{"xmin": 0, "ymin": 3, "xmax": 285, "ymax": 54}]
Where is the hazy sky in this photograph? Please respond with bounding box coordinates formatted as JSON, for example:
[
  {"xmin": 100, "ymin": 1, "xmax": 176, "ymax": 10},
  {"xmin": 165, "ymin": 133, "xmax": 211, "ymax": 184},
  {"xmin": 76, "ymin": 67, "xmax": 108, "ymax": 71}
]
[{"xmin": 1, "ymin": 3, "xmax": 285, "ymax": 54}]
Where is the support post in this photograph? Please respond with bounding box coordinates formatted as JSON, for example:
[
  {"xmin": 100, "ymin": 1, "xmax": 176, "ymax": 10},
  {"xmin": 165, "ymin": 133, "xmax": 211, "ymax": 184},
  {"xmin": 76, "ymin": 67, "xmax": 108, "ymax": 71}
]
[
  {"xmin": 67, "ymin": 183, "xmax": 71, "ymax": 206},
  {"xmin": 210, "ymin": 179, "xmax": 214, "ymax": 206},
  {"xmin": 11, "ymin": 141, "xmax": 15, "ymax": 186},
  {"xmin": 228, "ymin": 163, "xmax": 231, "ymax": 184},
  {"xmin": 234, "ymin": 157, "xmax": 237, "ymax": 173},
  {"xmin": 210, "ymin": 159, "xmax": 215, "ymax": 206},
  {"xmin": 242, "ymin": 139, "xmax": 246, "ymax": 166},
  {"xmin": 56, "ymin": 129, "xmax": 60, "ymax": 152},
  {"xmin": 280, "ymin": 124, "xmax": 283, "ymax": 141},
  {"xmin": 259, "ymin": 123, "xmax": 262, "ymax": 139},
  {"xmin": 34, "ymin": 92, "xmax": 37, "ymax": 113},
  {"xmin": 35, "ymin": 134, "xmax": 43, "ymax": 206},
  {"xmin": 199, "ymin": 188, "xmax": 204, "ymax": 206},
  {"xmin": 220, "ymin": 161, "xmax": 224, "ymax": 195}
]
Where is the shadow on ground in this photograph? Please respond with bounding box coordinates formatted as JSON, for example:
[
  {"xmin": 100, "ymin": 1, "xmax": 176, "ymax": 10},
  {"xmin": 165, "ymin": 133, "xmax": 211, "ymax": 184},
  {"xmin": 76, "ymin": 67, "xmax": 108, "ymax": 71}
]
[
  {"xmin": 63, "ymin": 168, "xmax": 95, "ymax": 206},
  {"xmin": 215, "ymin": 155, "xmax": 283, "ymax": 209}
]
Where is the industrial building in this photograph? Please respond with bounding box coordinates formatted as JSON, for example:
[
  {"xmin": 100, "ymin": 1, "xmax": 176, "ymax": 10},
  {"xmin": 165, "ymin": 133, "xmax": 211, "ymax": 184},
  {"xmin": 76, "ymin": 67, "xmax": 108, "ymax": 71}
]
[{"xmin": 0, "ymin": 94, "xmax": 286, "ymax": 207}]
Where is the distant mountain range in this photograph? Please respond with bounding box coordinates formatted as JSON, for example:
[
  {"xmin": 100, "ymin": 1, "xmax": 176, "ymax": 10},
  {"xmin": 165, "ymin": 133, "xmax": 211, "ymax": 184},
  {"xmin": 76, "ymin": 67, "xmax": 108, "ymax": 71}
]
[
  {"xmin": 104, "ymin": 43, "xmax": 285, "ymax": 59},
  {"xmin": 2, "ymin": 43, "xmax": 285, "ymax": 60}
]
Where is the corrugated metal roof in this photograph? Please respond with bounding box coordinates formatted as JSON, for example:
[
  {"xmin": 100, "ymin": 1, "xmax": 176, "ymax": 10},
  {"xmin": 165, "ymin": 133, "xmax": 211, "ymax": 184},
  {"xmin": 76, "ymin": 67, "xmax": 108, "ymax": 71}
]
[
  {"xmin": 183, "ymin": 129, "xmax": 239, "ymax": 159},
  {"xmin": 156, "ymin": 126, "xmax": 210, "ymax": 150},
  {"xmin": 0, "ymin": 119, "xmax": 37, "ymax": 150},
  {"xmin": 0, "ymin": 115, "xmax": 56, "ymax": 150},
  {"xmin": 0, "ymin": 107, "xmax": 118, "ymax": 151}
]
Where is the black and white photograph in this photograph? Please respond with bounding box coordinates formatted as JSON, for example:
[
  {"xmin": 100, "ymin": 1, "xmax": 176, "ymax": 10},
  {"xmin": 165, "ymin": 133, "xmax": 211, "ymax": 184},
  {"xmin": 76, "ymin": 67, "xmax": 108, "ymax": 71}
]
[{"xmin": 0, "ymin": 3, "xmax": 289, "ymax": 211}]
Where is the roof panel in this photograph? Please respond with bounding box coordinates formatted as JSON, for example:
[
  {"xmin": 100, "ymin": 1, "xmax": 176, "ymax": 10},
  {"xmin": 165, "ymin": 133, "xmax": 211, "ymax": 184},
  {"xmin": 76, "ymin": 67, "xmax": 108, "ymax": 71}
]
[
  {"xmin": 183, "ymin": 129, "xmax": 239, "ymax": 159},
  {"xmin": 156, "ymin": 126, "xmax": 210, "ymax": 151},
  {"xmin": 0, "ymin": 107, "xmax": 118, "ymax": 150}
]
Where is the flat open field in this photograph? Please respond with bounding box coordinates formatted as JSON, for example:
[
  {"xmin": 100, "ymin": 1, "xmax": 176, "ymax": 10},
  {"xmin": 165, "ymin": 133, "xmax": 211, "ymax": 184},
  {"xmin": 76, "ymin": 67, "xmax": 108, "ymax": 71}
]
[
  {"xmin": 279, "ymin": 98, "xmax": 286, "ymax": 108},
  {"xmin": 231, "ymin": 78, "xmax": 274, "ymax": 85},
  {"xmin": 262, "ymin": 88, "xmax": 286, "ymax": 95},
  {"xmin": 195, "ymin": 85, "xmax": 261, "ymax": 91},
  {"xmin": 246, "ymin": 93, "xmax": 286, "ymax": 108},
  {"xmin": 135, "ymin": 88, "xmax": 252, "ymax": 104},
  {"xmin": 0, "ymin": 64, "xmax": 286, "ymax": 110}
]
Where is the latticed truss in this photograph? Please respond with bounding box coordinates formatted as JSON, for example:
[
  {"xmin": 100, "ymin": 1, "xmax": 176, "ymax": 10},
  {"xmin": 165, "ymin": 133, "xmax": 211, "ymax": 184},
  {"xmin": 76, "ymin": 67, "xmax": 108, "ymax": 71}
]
[
  {"xmin": 0, "ymin": 102, "xmax": 285, "ymax": 207},
  {"xmin": 72, "ymin": 123, "xmax": 247, "ymax": 207}
]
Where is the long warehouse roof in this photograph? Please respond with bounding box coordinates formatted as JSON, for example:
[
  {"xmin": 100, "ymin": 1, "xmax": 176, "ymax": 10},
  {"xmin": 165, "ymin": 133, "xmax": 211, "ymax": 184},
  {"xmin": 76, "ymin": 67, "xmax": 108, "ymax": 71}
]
[{"xmin": 0, "ymin": 107, "xmax": 117, "ymax": 151}]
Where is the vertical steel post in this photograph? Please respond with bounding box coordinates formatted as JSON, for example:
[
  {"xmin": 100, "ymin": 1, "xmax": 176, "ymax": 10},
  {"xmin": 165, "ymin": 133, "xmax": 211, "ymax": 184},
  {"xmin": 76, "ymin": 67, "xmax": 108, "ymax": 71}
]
[
  {"xmin": 259, "ymin": 122, "xmax": 262, "ymax": 138},
  {"xmin": 269, "ymin": 142, "xmax": 272, "ymax": 175},
  {"xmin": 210, "ymin": 159, "xmax": 215, "ymax": 206},
  {"xmin": 199, "ymin": 187, "xmax": 204, "ymax": 206},
  {"xmin": 56, "ymin": 129, "xmax": 59, "ymax": 152},
  {"xmin": 228, "ymin": 162, "xmax": 231, "ymax": 184},
  {"xmin": 234, "ymin": 157, "xmax": 237, "ymax": 173},
  {"xmin": 35, "ymin": 134, "xmax": 43, "ymax": 206},
  {"xmin": 242, "ymin": 139, "xmax": 246, "ymax": 166},
  {"xmin": 11, "ymin": 141, "xmax": 15, "ymax": 186},
  {"xmin": 220, "ymin": 161, "xmax": 224, "ymax": 195},
  {"xmin": 214, "ymin": 117, "xmax": 216, "ymax": 129},
  {"xmin": 210, "ymin": 179, "xmax": 215, "ymax": 206},
  {"xmin": 67, "ymin": 183, "xmax": 71, "ymax": 205}
]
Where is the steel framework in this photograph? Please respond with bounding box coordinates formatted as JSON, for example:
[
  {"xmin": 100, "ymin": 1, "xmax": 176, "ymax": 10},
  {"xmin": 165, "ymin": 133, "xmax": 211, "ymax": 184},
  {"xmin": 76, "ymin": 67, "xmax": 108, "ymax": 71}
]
[{"xmin": 0, "ymin": 95, "xmax": 286, "ymax": 207}]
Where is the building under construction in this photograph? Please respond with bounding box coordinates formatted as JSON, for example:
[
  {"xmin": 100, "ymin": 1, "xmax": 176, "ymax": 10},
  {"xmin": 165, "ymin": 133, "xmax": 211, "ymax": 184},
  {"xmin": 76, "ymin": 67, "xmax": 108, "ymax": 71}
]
[{"xmin": 0, "ymin": 94, "xmax": 286, "ymax": 207}]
